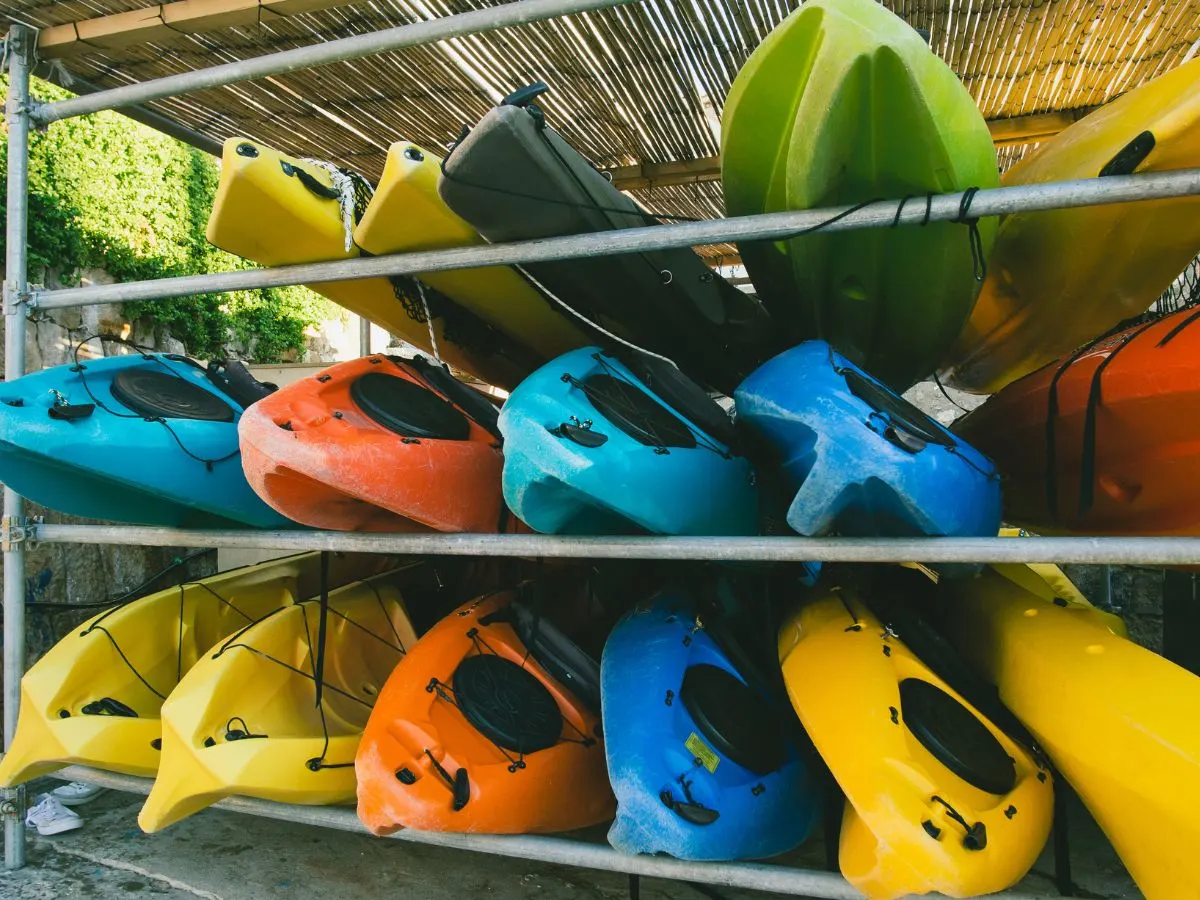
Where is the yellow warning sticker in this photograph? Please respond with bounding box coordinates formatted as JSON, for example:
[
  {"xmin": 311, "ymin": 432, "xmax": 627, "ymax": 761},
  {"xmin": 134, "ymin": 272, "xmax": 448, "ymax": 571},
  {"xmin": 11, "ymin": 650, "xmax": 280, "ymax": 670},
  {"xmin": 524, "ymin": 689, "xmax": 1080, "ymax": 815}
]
[{"xmin": 685, "ymin": 732, "xmax": 720, "ymax": 774}]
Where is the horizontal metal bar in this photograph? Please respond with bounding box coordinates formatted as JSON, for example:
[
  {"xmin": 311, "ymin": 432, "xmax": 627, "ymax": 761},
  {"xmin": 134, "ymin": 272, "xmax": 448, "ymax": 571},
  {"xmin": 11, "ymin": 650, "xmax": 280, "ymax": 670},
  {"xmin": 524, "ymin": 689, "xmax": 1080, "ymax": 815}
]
[
  {"xmin": 53, "ymin": 767, "xmax": 1077, "ymax": 900},
  {"xmin": 32, "ymin": 63, "xmax": 223, "ymax": 157},
  {"xmin": 30, "ymin": 524, "xmax": 1200, "ymax": 565},
  {"xmin": 33, "ymin": 0, "xmax": 637, "ymax": 124},
  {"xmin": 32, "ymin": 168, "xmax": 1200, "ymax": 310}
]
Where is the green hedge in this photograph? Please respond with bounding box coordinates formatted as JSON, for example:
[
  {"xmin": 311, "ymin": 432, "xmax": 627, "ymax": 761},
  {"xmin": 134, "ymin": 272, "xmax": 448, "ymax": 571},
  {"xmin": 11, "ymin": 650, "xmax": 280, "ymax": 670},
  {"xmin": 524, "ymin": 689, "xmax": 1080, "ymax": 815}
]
[{"xmin": 0, "ymin": 76, "xmax": 339, "ymax": 361}]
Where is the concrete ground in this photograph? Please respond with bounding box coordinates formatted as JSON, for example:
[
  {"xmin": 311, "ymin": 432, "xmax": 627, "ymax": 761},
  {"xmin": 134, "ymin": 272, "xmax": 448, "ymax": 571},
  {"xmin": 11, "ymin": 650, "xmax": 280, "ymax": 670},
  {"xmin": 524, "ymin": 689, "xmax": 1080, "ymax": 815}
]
[{"xmin": 0, "ymin": 777, "xmax": 1141, "ymax": 900}]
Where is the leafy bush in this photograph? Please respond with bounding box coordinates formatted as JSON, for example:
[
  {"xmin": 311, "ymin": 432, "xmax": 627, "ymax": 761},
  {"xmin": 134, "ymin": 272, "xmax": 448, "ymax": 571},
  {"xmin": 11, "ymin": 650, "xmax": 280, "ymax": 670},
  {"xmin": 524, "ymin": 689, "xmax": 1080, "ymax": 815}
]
[{"xmin": 0, "ymin": 75, "xmax": 338, "ymax": 360}]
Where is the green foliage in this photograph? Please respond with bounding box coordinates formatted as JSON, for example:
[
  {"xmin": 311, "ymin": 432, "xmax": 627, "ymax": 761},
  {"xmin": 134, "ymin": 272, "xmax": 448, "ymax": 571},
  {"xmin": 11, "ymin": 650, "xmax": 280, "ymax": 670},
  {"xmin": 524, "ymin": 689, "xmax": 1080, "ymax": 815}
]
[{"xmin": 0, "ymin": 76, "xmax": 338, "ymax": 361}]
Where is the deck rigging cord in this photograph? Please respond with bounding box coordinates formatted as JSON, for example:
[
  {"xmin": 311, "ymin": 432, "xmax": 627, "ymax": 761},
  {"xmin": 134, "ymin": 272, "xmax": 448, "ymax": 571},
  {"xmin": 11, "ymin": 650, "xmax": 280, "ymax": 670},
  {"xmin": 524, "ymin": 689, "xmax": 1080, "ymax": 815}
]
[
  {"xmin": 64, "ymin": 334, "xmax": 242, "ymax": 471},
  {"xmin": 560, "ymin": 352, "xmax": 734, "ymax": 458},
  {"xmin": 212, "ymin": 570, "xmax": 413, "ymax": 771}
]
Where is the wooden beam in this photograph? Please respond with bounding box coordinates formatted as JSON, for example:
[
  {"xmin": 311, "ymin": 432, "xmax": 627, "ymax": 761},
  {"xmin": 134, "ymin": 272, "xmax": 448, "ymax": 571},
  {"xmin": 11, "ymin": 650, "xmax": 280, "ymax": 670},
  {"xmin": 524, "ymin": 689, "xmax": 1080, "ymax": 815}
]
[
  {"xmin": 609, "ymin": 107, "xmax": 1098, "ymax": 189},
  {"xmin": 987, "ymin": 107, "xmax": 1097, "ymax": 147},
  {"xmin": 37, "ymin": 0, "xmax": 360, "ymax": 58},
  {"xmin": 606, "ymin": 155, "xmax": 722, "ymax": 191}
]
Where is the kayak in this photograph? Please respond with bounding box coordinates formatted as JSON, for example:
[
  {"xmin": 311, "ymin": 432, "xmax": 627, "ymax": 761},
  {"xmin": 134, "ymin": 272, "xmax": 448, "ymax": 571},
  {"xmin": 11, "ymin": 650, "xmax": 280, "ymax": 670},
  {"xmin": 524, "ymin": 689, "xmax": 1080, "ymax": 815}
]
[
  {"xmin": 356, "ymin": 591, "xmax": 614, "ymax": 834},
  {"xmin": 0, "ymin": 552, "xmax": 385, "ymax": 787},
  {"xmin": 602, "ymin": 593, "xmax": 820, "ymax": 860},
  {"xmin": 499, "ymin": 347, "xmax": 758, "ymax": 536},
  {"xmin": 953, "ymin": 306, "xmax": 1200, "ymax": 535},
  {"xmin": 779, "ymin": 585, "xmax": 1052, "ymax": 898},
  {"xmin": 207, "ymin": 136, "xmax": 540, "ymax": 389},
  {"xmin": 239, "ymin": 354, "xmax": 516, "ymax": 533},
  {"xmin": 734, "ymin": 342, "xmax": 1000, "ymax": 547},
  {"xmin": 722, "ymin": 0, "xmax": 999, "ymax": 391},
  {"xmin": 941, "ymin": 58, "xmax": 1200, "ymax": 394},
  {"xmin": 933, "ymin": 565, "xmax": 1200, "ymax": 899},
  {"xmin": 138, "ymin": 566, "xmax": 422, "ymax": 832},
  {"xmin": 353, "ymin": 140, "xmax": 590, "ymax": 360},
  {"xmin": 439, "ymin": 84, "xmax": 776, "ymax": 393},
  {"xmin": 0, "ymin": 351, "xmax": 292, "ymax": 528}
]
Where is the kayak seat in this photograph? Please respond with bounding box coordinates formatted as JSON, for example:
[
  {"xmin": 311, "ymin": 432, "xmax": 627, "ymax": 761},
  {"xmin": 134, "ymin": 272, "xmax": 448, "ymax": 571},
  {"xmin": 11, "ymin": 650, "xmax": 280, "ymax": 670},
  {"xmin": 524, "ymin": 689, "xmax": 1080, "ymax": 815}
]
[
  {"xmin": 899, "ymin": 678, "xmax": 1016, "ymax": 796},
  {"xmin": 581, "ymin": 373, "xmax": 696, "ymax": 450},
  {"xmin": 680, "ymin": 664, "xmax": 789, "ymax": 776},
  {"xmin": 842, "ymin": 369, "xmax": 953, "ymax": 453},
  {"xmin": 619, "ymin": 353, "xmax": 736, "ymax": 447},
  {"xmin": 350, "ymin": 372, "xmax": 470, "ymax": 441},
  {"xmin": 110, "ymin": 369, "xmax": 236, "ymax": 422},
  {"xmin": 453, "ymin": 654, "xmax": 562, "ymax": 754}
]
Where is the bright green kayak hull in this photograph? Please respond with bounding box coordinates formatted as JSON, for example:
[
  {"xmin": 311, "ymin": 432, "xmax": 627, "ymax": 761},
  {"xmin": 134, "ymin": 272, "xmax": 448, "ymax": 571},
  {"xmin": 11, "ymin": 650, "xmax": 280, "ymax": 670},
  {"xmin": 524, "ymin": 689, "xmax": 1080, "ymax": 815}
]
[{"xmin": 722, "ymin": 0, "xmax": 999, "ymax": 390}]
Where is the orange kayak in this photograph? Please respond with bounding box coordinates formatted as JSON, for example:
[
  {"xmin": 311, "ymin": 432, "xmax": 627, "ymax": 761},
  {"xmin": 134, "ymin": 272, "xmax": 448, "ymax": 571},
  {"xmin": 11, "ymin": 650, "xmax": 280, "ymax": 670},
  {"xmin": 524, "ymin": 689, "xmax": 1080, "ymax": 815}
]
[
  {"xmin": 953, "ymin": 306, "xmax": 1200, "ymax": 535},
  {"xmin": 356, "ymin": 591, "xmax": 614, "ymax": 834},
  {"xmin": 239, "ymin": 355, "xmax": 514, "ymax": 533}
]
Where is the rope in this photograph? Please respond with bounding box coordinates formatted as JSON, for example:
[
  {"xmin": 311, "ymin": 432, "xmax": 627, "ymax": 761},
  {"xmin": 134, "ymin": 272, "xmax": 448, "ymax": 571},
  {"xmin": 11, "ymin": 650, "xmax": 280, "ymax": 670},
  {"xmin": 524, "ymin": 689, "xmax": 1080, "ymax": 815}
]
[
  {"xmin": 415, "ymin": 280, "xmax": 442, "ymax": 365},
  {"xmin": 81, "ymin": 581, "xmax": 255, "ymax": 703},
  {"xmin": 514, "ymin": 265, "xmax": 677, "ymax": 366},
  {"xmin": 66, "ymin": 334, "xmax": 240, "ymax": 472}
]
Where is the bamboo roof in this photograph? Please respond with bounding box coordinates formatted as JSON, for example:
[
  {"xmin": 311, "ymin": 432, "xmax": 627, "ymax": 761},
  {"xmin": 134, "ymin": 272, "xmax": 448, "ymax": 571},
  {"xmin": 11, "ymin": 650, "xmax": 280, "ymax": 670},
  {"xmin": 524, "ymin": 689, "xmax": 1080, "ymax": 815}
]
[{"xmin": 4, "ymin": 0, "xmax": 1199, "ymax": 263}]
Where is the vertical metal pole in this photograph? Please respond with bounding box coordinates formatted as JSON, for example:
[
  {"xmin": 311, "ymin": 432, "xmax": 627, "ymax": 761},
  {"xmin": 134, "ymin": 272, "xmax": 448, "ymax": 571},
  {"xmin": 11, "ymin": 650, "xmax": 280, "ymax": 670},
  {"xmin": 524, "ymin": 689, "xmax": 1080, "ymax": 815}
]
[
  {"xmin": 3, "ymin": 21, "xmax": 34, "ymax": 871},
  {"xmin": 358, "ymin": 314, "xmax": 371, "ymax": 357}
]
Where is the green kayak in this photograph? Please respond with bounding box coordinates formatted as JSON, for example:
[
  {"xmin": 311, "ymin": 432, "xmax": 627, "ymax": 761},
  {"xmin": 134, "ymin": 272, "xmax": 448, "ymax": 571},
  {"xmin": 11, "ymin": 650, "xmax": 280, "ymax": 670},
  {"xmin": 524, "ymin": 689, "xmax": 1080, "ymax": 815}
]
[{"xmin": 722, "ymin": 0, "xmax": 999, "ymax": 391}]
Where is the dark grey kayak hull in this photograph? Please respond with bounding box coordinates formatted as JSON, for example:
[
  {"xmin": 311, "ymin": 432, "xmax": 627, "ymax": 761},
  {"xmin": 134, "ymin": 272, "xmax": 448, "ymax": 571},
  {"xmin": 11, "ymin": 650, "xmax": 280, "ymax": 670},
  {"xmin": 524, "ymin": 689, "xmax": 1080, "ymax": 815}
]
[{"xmin": 438, "ymin": 101, "xmax": 776, "ymax": 392}]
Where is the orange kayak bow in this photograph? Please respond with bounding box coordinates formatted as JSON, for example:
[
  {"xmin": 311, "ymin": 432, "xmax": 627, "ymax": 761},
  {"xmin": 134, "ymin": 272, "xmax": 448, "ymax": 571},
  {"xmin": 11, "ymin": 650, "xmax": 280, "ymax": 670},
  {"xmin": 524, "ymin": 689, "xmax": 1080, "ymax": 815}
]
[
  {"xmin": 356, "ymin": 591, "xmax": 614, "ymax": 834},
  {"xmin": 239, "ymin": 355, "xmax": 516, "ymax": 533}
]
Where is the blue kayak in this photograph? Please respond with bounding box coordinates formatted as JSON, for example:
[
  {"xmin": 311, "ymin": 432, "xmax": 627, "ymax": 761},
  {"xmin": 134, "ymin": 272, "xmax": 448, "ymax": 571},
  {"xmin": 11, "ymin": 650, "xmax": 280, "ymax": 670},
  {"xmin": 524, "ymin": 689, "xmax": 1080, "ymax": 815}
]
[
  {"xmin": 498, "ymin": 347, "xmax": 758, "ymax": 536},
  {"xmin": 601, "ymin": 592, "xmax": 820, "ymax": 860},
  {"xmin": 0, "ymin": 352, "xmax": 294, "ymax": 528},
  {"xmin": 734, "ymin": 341, "xmax": 1001, "ymax": 542}
]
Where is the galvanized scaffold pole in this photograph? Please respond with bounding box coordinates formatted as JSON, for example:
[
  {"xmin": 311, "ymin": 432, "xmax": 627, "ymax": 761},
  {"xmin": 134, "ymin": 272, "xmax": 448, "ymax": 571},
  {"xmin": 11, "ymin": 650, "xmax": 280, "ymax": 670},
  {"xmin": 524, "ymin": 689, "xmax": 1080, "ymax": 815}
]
[{"xmin": 2, "ymin": 21, "xmax": 34, "ymax": 870}]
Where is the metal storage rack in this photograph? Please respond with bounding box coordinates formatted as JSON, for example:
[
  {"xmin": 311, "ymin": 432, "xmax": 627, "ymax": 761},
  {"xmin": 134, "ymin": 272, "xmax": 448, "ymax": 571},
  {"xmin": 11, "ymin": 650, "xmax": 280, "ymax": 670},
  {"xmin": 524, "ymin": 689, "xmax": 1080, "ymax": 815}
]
[{"xmin": 3, "ymin": 6, "xmax": 1200, "ymax": 895}]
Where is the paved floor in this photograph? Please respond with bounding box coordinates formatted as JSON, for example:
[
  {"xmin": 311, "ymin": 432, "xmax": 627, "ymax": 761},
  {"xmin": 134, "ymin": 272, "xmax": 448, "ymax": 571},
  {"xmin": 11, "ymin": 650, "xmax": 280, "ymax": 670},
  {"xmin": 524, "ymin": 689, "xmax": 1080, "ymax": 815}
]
[{"xmin": 0, "ymin": 778, "xmax": 1141, "ymax": 899}]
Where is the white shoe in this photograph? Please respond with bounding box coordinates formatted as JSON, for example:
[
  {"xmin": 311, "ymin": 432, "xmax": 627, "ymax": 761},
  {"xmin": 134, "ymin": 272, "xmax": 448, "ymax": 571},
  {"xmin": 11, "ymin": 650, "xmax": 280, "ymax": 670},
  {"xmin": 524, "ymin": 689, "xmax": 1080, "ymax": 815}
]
[
  {"xmin": 25, "ymin": 793, "xmax": 83, "ymax": 836},
  {"xmin": 51, "ymin": 781, "xmax": 106, "ymax": 807}
]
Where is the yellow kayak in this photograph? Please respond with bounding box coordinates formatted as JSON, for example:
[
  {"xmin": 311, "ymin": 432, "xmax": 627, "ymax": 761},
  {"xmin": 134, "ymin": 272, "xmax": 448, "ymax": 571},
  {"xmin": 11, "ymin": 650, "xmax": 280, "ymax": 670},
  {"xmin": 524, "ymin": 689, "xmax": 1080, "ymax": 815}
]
[
  {"xmin": 941, "ymin": 58, "xmax": 1200, "ymax": 394},
  {"xmin": 935, "ymin": 566, "xmax": 1200, "ymax": 899},
  {"xmin": 779, "ymin": 586, "xmax": 1052, "ymax": 899},
  {"xmin": 139, "ymin": 567, "xmax": 421, "ymax": 832},
  {"xmin": 0, "ymin": 552, "xmax": 383, "ymax": 786},
  {"xmin": 207, "ymin": 137, "xmax": 537, "ymax": 389},
  {"xmin": 353, "ymin": 141, "xmax": 590, "ymax": 360},
  {"xmin": 995, "ymin": 528, "xmax": 1128, "ymax": 636}
]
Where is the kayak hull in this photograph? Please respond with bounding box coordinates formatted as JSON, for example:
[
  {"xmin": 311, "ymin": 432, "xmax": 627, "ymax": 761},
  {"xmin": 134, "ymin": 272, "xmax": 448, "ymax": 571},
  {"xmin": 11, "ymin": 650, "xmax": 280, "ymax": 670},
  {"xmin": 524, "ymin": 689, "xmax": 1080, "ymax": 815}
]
[
  {"xmin": 603, "ymin": 594, "xmax": 820, "ymax": 860},
  {"xmin": 934, "ymin": 566, "xmax": 1200, "ymax": 899},
  {"xmin": 735, "ymin": 342, "xmax": 1000, "ymax": 549},
  {"xmin": 779, "ymin": 586, "xmax": 1053, "ymax": 899},
  {"xmin": 356, "ymin": 592, "xmax": 614, "ymax": 834},
  {"xmin": 239, "ymin": 355, "xmax": 509, "ymax": 533},
  {"xmin": 942, "ymin": 58, "xmax": 1200, "ymax": 394},
  {"xmin": 353, "ymin": 140, "xmax": 589, "ymax": 360},
  {"xmin": 139, "ymin": 568, "xmax": 421, "ymax": 832},
  {"xmin": 0, "ymin": 553, "xmax": 383, "ymax": 786},
  {"xmin": 722, "ymin": 0, "xmax": 998, "ymax": 391},
  {"xmin": 0, "ymin": 354, "xmax": 291, "ymax": 528},
  {"xmin": 953, "ymin": 307, "xmax": 1200, "ymax": 535},
  {"xmin": 440, "ymin": 99, "xmax": 775, "ymax": 392},
  {"xmin": 499, "ymin": 348, "xmax": 758, "ymax": 536}
]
